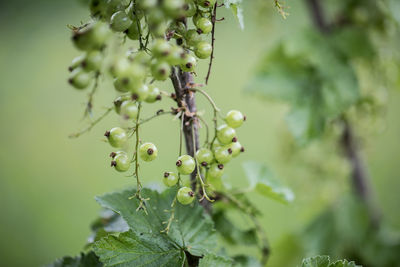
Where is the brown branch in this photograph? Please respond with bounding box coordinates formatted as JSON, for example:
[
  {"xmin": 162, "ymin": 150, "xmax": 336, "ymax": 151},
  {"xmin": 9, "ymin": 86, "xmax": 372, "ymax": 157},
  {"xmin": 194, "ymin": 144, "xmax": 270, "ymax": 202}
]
[
  {"xmin": 205, "ymin": 2, "xmax": 218, "ymax": 85},
  {"xmin": 305, "ymin": 0, "xmax": 381, "ymax": 227},
  {"xmin": 170, "ymin": 67, "xmax": 212, "ymax": 212}
]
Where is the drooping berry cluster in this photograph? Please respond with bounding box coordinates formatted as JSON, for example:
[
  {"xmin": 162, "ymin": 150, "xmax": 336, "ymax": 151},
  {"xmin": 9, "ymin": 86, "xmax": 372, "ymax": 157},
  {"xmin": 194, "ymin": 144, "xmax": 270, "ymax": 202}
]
[{"xmin": 68, "ymin": 0, "xmax": 245, "ymax": 207}]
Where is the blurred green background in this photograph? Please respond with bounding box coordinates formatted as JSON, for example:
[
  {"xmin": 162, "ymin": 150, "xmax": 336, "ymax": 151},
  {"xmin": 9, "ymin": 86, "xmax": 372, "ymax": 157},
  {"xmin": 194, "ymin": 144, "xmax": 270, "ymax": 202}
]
[{"xmin": 0, "ymin": 1, "xmax": 399, "ymax": 266}]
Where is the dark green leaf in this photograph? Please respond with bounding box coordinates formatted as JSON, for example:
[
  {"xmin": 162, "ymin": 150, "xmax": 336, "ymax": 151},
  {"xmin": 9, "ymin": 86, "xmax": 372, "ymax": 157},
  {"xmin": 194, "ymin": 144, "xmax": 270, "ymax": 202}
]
[
  {"xmin": 95, "ymin": 188, "xmax": 216, "ymax": 257},
  {"xmin": 212, "ymin": 210, "xmax": 258, "ymax": 246},
  {"xmin": 199, "ymin": 254, "xmax": 233, "ymax": 267},
  {"xmin": 243, "ymin": 161, "xmax": 294, "ymax": 204},
  {"xmin": 47, "ymin": 252, "xmax": 102, "ymax": 267},
  {"xmin": 233, "ymin": 255, "xmax": 262, "ymax": 267},
  {"xmin": 93, "ymin": 230, "xmax": 184, "ymax": 267},
  {"xmin": 301, "ymin": 255, "xmax": 360, "ymax": 267}
]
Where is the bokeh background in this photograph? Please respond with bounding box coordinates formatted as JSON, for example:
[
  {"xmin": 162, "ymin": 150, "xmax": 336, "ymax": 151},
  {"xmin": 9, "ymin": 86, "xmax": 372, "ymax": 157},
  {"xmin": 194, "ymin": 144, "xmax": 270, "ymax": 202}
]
[{"xmin": 0, "ymin": 1, "xmax": 399, "ymax": 266}]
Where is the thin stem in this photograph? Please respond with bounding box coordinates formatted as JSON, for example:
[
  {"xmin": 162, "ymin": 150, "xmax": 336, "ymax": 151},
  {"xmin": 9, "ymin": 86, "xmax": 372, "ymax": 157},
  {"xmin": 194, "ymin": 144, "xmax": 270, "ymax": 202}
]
[
  {"xmin": 84, "ymin": 71, "xmax": 100, "ymax": 118},
  {"xmin": 139, "ymin": 110, "xmax": 173, "ymax": 125},
  {"xmin": 161, "ymin": 197, "xmax": 177, "ymax": 234},
  {"xmin": 197, "ymin": 115, "xmax": 210, "ymax": 146},
  {"xmin": 190, "ymin": 88, "xmax": 221, "ymax": 113},
  {"xmin": 205, "ymin": 2, "xmax": 218, "ymax": 85},
  {"xmin": 130, "ymin": 102, "xmax": 149, "ymax": 214},
  {"xmin": 192, "ymin": 123, "xmax": 214, "ymax": 202},
  {"xmin": 69, "ymin": 107, "xmax": 113, "ymax": 138}
]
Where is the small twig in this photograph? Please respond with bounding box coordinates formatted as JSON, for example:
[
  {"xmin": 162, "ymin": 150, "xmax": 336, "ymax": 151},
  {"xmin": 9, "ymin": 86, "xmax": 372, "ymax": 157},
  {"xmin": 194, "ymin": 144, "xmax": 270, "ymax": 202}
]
[
  {"xmin": 84, "ymin": 72, "xmax": 100, "ymax": 118},
  {"xmin": 161, "ymin": 197, "xmax": 177, "ymax": 234},
  {"xmin": 205, "ymin": 2, "xmax": 218, "ymax": 85},
  {"xmin": 189, "ymin": 88, "xmax": 221, "ymax": 113},
  {"xmin": 274, "ymin": 0, "xmax": 289, "ymax": 19},
  {"xmin": 69, "ymin": 107, "xmax": 113, "ymax": 138}
]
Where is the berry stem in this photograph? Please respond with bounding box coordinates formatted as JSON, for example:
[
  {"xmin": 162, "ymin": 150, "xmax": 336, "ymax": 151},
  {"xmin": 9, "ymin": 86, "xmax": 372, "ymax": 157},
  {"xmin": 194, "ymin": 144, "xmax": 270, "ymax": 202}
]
[
  {"xmin": 161, "ymin": 197, "xmax": 177, "ymax": 234},
  {"xmin": 190, "ymin": 88, "xmax": 221, "ymax": 114},
  {"xmin": 69, "ymin": 106, "xmax": 113, "ymax": 138},
  {"xmin": 197, "ymin": 114, "xmax": 210, "ymax": 146},
  {"xmin": 205, "ymin": 1, "xmax": 218, "ymax": 85},
  {"xmin": 84, "ymin": 71, "xmax": 100, "ymax": 118}
]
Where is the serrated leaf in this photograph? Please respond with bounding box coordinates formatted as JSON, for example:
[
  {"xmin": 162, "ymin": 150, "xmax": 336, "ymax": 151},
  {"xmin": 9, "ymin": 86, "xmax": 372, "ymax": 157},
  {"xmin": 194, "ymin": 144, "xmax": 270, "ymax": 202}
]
[
  {"xmin": 246, "ymin": 30, "xmax": 359, "ymax": 144},
  {"xmin": 243, "ymin": 161, "xmax": 294, "ymax": 204},
  {"xmin": 47, "ymin": 252, "xmax": 102, "ymax": 267},
  {"xmin": 199, "ymin": 254, "xmax": 233, "ymax": 267},
  {"xmin": 301, "ymin": 255, "xmax": 360, "ymax": 267},
  {"xmin": 95, "ymin": 188, "xmax": 216, "ymax": 257},
  {"xmin": 224, "ymin": 0, "xmax": 244, "ymax": 29},
  {"xmin": 233, "ymin": 255, "xmax": 262, "ymax": 267},
  {"xmin": 212, "ymin": 210, "xmax": 258, "ymax": 246},
  {"xmin": 93, "ymin": 230, "xmax": 184, "ymax": 267}
]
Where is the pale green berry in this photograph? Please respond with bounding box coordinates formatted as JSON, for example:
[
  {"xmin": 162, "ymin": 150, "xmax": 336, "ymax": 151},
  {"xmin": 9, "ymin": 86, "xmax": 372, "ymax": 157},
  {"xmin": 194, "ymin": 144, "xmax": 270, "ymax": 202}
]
[
  {"xmin": 207, "ymin": 163, "xmax": 224, "ymax": 179},
  {"xmin": 105, "ymin": 127, "xmax": 128, "ymax": 148},
  {"xmin": 195, "ymin": 148, "xmax": 214, "ymax": 166},
  {"xmin": 226, "ymin": 110, "xmax": 245, "ymax": 128},
  {"xmin": 214, "ymin": 146, "xmax": 232, "ymax": 164},
  {"xmin": 177, "ymin": 186, "xmax": 195, "ymax": 205},
  {"xmin": 111, "ymin": 153, "xmax": 130, "ymax": 172},
  {"xmin": 120, "ymin": 101, "xmax": 138, "ymax": 120},
  {"xmin": 163, "ymin": 172, "xmax": 179, "ymax": 187},
  {"xmin": 217, "ymin": 124, "xmax": 236, "ymax": 144},
  {"xmin": 139, "ymin": 142, "xmax": 158, "ymax": 162},
  {"xmin": 176, "ymin": 155, "xmax": 195, "ymax": 175}
]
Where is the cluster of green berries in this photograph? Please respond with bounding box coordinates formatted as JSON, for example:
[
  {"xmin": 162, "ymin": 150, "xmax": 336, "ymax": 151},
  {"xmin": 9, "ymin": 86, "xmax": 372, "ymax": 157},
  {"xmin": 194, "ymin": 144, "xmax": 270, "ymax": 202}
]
[
  {"xmin": 68, "ymin": 0, "xmax": 216, "ymax": 90},
  {"xmin": 68, "ymin": 0, "xmax": 244, "ymax": 206},
  {"xmin": 162, "ymin": 110, "xmax": 245, "ymax": 205}
]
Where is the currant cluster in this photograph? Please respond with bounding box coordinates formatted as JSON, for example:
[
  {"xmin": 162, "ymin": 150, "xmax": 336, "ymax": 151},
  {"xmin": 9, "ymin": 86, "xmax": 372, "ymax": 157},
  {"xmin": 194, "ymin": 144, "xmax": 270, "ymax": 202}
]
[{"xmin": 68, "ymin": 0, "xmax": 246, "ymax": 207}]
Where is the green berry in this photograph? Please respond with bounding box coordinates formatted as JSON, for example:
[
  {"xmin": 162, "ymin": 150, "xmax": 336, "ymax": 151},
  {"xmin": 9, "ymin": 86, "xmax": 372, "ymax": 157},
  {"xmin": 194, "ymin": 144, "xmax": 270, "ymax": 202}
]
[
  {"xmin": 196, "ymin": 17, "xmax": 212, "ymax": 34},
  {"xmin": 81, "ymin": 50, "xmax": 103, "ymax": 71},
  {"xmin": 229, "ymin": 141, "xmax": 242, "ymax": 157},
  {"xmin": 217, "ymin": 124, "xmax": 236, "ymax": 144},
  {"xmin": 180, "ymin": 54, "xmax": 197, "ymax": 72},
  {"xmin": 195, "ymin": 148, "xmax": 214, "ymax": 166},
  {"xmin": 207, "ymin": 163, "xmax": 224, "ymax": 179},
  {"xmin": 113, "ymin": 77, "xmax": 130, "ymax": 93},
  {"xmin": 136, "ymin": 0, "xmax": 157, "ymax": 10},
  {"xmin": 69, "ymin": 54, "xmax": 85, "ymax": 72},
  {"xmin": 125, "ymin": 22, "xmax": 141, "ymax": 40},
  {"xmin": 152, "ymin": 39, "xmax": 172, "ymax": 58},
  {"xmin": 111, "ymin": 153, "xmax": 130, "ymax": 172},
  {"xmin": 120, "ymin": 101, "xmax": 138, "ymax": 120},
  {"xmin": 105, "ymin": 127, "xmax": 128, "ymax": 148},
  {"xmin": 131, "ymin": 84, "xmax": 149, "ymax": 101},
  {"xmin": 185, "ymin": 29, "xmax": 202, "ymax": 46},
  {"xmin": 145, "ymin": 85, "xmax": 161, "ymax": 103},
  {"xmin": 68, "ymin": 68, "xmax": 91, "ymax": 89},
  {"xmin": 214, "ymin": 146, "xmax": 232, "ymax": 164},
  {"xmin": 163, "ymin": 172, "xmax": 179, "ymax": 187},
  {"xmin": 151, "ymin": 61, "xmax": 171, "ymax": 80},
  {"xmin": 226, "ymin": 110, "xmax": 245, "ymax": 128},
  {"xmin": 89, "ymin": 0, "xmax": 107, "ymax": 18},
  {"xmin": 198, "ymin": 0, "xmax": 216, "ymax": 8},
  {"xmin": 110, "ymin": 11, "xmax": 132, "ymax": 32},
  {"xmin": 139, "ymin": 142, "xmax": 158, "ymax": 162},
  {"xmin": 113, "ymin": 96, "xmax": 131, "ymax": 114},
  {"xmin": 183, "ymin": 0, "xmax": 197, "ymax": 17},
  {"xmin": 194, "ymin": 41, "xmax": 212, "ymax": 59},
  {"xmin": 167, "ymin": 45, "xmax": 185, "ymax": 66},
  {"xmin": 110, "ymin": 57, "xmax": 131, "ymax": 77},
  {"xmin": 177, "ymin": 186, "xmax": 195, "ymax": 205},
  {"xmin": 176, "ymin": 155, "xmax": 195, "ymax": 175}
]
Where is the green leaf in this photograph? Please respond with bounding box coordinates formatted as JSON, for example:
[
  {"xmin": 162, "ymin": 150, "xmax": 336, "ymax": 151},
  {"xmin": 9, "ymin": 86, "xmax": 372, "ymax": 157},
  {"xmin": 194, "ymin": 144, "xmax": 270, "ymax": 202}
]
[
  {"xmin": 243, "ymin": 161, "xmax": 294, "ymax": 204},
  {"xmin": 212, "ymin": 210, "xmax": 258, "ymax": 246},
  {"xmin": 93, "ymin": 230, "xmax": 184, "ymax": 267},
  {"xmin": 47, "ymin": 252, "xmax": 102, "ymax": 267},
  {"xmin": 224, "ymin": 0, "xmax": 244, "ymax": 29},
  {"xmin": 246, "ymin": 30, "xmax": 360, "ymax": 144},
  {"xmin": 301, "ymin": 255, "xmax": 360, "ymax": 267},
  {"xmin": 233, "ymin": 255, "xmax": 262, "ymax": 267},
  {"xmin": 95, "ymin": 188, "xmax": 216, "ymax": 257},
  {"xmin": 199, "ymin": 254, "xmax": 233, "ymax": 267}
]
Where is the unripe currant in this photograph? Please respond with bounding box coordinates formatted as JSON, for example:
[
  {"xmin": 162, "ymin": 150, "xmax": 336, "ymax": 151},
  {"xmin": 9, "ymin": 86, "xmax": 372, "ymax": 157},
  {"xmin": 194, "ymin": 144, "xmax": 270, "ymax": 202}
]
[
  {"xmin": 207, "ymin": 163, "xmax": 224, "ymax": 179},
  {"xmin": 69, "ymin": 54, "xmax": 85, "ymax": 72},
  {"xmin": 198, "ymin": 0, "xmax": 216, "ymax": 8},
  {"xmin": 214, "ymin": 146, "xmax": 233, "ymax": 164},
  {"xmin": 81, "ymin": 50, "xmax": 103, "ymax": 71},
  {"xmin": 180, "ymin": 54, "xmax": 197, "ymax": 72},
  {"xmin": 151, "ymin": 61, "xmax": 171, "ymax": 81},
  {"xmin": 196, "ymin": 17, "xmax": 212, "ymax": 34},
  {"xmin": 110, "ymin": 11, "xmax": 133, "ymax": 32},
  {"xmin": 176, "ymin": 155, "xmax": 195, "ymax": 175},
  {"xmin": 163, "ymin": 172, "xmax": 179, "ymax": 187},
  {"xmin": 113, "ymin": 96, "xmax": 130, "ymax": 114},
  {"xmin": 226, "ymin": 110, "xmax": 245, "ymax": 128},
  {"xmin": 166, "ymin": 45, "xmax": 185, "ymax": 66},
  {"xmin": 195, "ymin": 148, "xmax": 214, "ymax": 166},
  {"xmin": 177, "ymin": 187, "xmax": 195, "ymax": 205},
  {"xmin": 152, "ymin": 39, "xmax": 172, "ymax": 58},
  {"xmin": 120, "ymin": 101, "xmax": 138, "ymax": 120},
  {"xmin": 194, "ymin": 41, "xmax": 212, "ymax": 59},
  {"xmin": 105, "ymin": 127, "xmax": 128, "ymax": 148},
  {"xmin": 229, "ymin": 141, "xmax": 242, "ymax": 157},
  {"xmin": 131, "ymin": 84, "xmax": 149, "ymax": 101},
  {"xmin": 125, "ymin": 22, "xmax": 141, "ymax": 40},
  {"xmin": 183, "ymin": 1, "xmax": 197, "ymax": 17},
  {"xmin": 145, "ymin": 85, "xmax": 161, "ymax": 103},
  {"xmin": 139, "ymin": 142, "xmax": 158, "ymax": 162},
  {"xmin": 185, "ymin": 29, "xmax": 202, "ymax": 46},
  {"xmin": 111, "ymin": 153, "xmax": 130, "ymax": 172},
  {"xmin": 68, "ymin": 68, "xmax": 92, "ymax": 89},
  {"xmin": 217, "ymin": 124, "xmax": 237, "ymax": 145}
]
